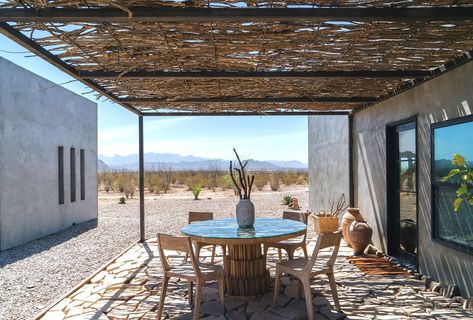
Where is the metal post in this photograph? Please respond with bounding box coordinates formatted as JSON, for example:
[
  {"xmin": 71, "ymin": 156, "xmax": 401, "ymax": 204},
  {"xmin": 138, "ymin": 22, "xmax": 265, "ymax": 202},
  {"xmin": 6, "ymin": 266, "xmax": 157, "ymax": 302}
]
[
  {"xmin": 348, "ymin": 113, "xmax": 355, "ymax": 207},
  {"xmin": 139, "ymin": 116, "xmax": 145, "ymax": 242}
]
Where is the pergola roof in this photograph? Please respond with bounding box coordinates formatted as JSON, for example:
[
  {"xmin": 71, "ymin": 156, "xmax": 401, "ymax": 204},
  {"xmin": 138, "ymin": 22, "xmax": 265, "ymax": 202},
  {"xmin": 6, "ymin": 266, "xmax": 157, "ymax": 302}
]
[{"xmin": 1, "ymin": 1, "xmax": 473, "ymax": 115}]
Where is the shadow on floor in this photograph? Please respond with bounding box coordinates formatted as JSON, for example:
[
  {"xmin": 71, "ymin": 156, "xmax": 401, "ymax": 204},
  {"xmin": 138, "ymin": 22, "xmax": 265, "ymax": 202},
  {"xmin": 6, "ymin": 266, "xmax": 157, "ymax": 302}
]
[{"xmin": 0, "ymin": 218, "xmax": 98, "ymax": 267}]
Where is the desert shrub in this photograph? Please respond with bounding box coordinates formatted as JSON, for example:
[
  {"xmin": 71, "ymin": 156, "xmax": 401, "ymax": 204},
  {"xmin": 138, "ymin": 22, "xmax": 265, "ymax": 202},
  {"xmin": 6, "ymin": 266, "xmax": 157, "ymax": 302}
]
[
  {"xmin": 281, "ymin": 171, "xmax": 299, "ymax": 186},
  {"xmin": 191, "ymin": 185, "xmax": 202, "ymax": 200},
  {"xmin": 186, "ymin": 174, "xmax": 207, "ymax": 191},
  {"xmin": 123, "ymin": 178, "xmax": 136, "ymax": 199},
  {"xmin": 119, "ymin": 197, "xmax": 126, "ymax": 204},
  {"xmin": 269, "ymin": 172, "xmax": 281, "ymax": 191},
  {"xmin": 281, "ymin": 195, "xmax": 292, "ymax": 205},
  {"xmin": 253, "ymin": 172, "xmax": 269, "ymax": 191},
  {"xmin": 219, "ymin": 174, "xmax": 234, "ymax": 190},
  {"xmin": 207, "ymin": 161, "xmax": 222, "ymax": 192}
]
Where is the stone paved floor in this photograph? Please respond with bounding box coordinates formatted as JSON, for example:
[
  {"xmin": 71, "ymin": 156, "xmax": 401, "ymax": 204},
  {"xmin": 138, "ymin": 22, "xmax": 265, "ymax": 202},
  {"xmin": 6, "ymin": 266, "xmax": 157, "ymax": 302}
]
[{"xmin": 39, "ymin": 239, "xmax": 473, "ymax": 320}]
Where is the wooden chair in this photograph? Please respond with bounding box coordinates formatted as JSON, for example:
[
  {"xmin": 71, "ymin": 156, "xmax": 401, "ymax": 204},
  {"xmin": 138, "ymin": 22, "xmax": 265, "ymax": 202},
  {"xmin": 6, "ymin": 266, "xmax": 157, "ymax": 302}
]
[
  {"xmin": 273, "ymin": 231, "xmax": 343, "ymax": 320},
  {"xmin": 187, "ymin": 211, "xmax": 226, "ymax": 264},
  {"xmin": 264, "ymin": 211, "xmax": 309, "ymax": 261},
  {"xmin": 157, "ymin": 233, "xmax": 225, "ymax": 320}
]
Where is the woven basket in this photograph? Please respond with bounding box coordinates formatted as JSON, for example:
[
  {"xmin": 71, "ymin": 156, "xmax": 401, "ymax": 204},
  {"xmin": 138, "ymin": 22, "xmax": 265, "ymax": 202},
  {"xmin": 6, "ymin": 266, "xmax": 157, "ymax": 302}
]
[{"xmin": 313, "ymin": 215, "xmax": 339, "ymax": 234}]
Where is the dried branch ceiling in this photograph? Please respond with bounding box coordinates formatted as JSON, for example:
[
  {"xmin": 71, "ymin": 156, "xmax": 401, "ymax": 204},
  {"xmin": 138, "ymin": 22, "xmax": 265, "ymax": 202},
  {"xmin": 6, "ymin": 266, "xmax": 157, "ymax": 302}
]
[{"xmin": 1, "ymin": 1, "xmax": 473, "ymax": 115}]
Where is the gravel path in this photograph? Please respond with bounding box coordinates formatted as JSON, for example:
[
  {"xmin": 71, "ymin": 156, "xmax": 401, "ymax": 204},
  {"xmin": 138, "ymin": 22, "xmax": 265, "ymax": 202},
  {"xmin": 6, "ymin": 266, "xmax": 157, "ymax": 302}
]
[{"xmin": 0, "ymin": 187, "xmax": 308, "ymax": 320}]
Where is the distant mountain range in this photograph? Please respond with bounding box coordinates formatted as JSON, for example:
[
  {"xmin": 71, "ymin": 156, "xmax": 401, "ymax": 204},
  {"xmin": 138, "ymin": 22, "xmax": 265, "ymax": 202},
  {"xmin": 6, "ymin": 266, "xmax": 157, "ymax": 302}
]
[{"xmin": 98, "ymin": 152, "xmax": 307, "ymax": 172}]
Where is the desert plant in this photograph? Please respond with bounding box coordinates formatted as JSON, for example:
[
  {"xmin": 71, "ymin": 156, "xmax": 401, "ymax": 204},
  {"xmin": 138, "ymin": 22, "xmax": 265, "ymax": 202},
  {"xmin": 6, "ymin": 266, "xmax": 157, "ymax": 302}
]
[
  {"xmin": 281, "ymin": 195, "xmax": 293, "ymax": 206},
  {"xmin": 269, "ymin": 172, "xmax": 281, "ymax": 191},
  {"xmin": 191, "ymin": 185, "xmax": 202, "ymax": 200},
  {"xmin": 119, "ymin": 197, "xmax": 126, "ymax": 204},
  {"xmin": 220, "ymin": 174, "xmax": 234, "ymax": 190},
  {"xmin": 207, "ymin": 161, "xmax": 222, "ymax": 192},
  {"xmin": 254, "ymin": 172, "xmax": 269, "ymax": 191},
  {"xmin": 123, "ymin": 177, "xmax": 136, "ymax": 199},
  {"xmin": 229, "ymin": 148, "xmax": 255, "ymax": 200},
  {"xmin": 442, "ymin": 153, "xmax": 473, "ymax": 212}
]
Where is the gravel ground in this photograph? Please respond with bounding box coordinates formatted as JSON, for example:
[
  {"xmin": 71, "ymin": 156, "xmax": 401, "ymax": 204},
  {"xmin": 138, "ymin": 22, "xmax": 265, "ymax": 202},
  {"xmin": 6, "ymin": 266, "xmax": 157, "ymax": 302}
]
[{"xmin": 0, "ymin": 186, "xmax": 308, "ymax": 320}]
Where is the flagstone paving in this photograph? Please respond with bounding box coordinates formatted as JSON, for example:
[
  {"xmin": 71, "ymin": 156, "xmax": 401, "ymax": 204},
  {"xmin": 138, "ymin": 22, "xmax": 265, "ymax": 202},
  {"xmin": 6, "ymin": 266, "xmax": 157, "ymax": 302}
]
[{"xmin": 38, "ymin": 239, "xmax": 473, "ymax": 320}]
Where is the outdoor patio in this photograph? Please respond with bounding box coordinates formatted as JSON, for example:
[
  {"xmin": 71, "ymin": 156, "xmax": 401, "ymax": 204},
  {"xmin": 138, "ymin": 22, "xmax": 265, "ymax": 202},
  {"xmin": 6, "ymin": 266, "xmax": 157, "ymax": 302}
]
[{"xmin": 38, "ymin": 239, "xmax": 473, "ymax": 320}]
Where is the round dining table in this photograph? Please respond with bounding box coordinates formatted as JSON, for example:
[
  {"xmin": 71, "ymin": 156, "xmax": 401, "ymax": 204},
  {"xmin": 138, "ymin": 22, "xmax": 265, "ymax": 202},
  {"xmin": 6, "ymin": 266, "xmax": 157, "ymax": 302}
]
[{"xmin": 181, "ymin": 217, "xmax": 307, "ymax": 297}]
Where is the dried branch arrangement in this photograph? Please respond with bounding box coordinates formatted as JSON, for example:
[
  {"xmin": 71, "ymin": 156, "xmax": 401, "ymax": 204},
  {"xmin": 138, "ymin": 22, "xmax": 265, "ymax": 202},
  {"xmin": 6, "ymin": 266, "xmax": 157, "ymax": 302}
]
[
  {"xmin": 316, "ymin": 193, "xmax": 349, "ymax": 217},
  {"xmin": 229, "ymin": 148, "xmax": 255, "ymax": 200}
]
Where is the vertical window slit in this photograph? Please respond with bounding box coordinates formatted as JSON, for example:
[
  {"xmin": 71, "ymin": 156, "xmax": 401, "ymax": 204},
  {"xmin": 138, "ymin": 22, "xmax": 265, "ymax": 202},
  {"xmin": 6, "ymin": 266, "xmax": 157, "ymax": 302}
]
[
  {"xmin": 58, "ymin": 146, "xmax": 64, "ymax": 204},
  {"xmin": 80, "ymin": 149, "xmax": 85, "ymax": 200},
  {"xmin": 70, "ymin": 147, "xmax": 76, "ymax": 202}
]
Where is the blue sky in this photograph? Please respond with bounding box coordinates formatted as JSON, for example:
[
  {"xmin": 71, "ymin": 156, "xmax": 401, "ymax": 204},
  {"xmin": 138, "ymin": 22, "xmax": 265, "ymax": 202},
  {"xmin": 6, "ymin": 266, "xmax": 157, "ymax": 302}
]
[{"xmin": 0, "ymin": 34, "xmax": 309, "ymax": 163}]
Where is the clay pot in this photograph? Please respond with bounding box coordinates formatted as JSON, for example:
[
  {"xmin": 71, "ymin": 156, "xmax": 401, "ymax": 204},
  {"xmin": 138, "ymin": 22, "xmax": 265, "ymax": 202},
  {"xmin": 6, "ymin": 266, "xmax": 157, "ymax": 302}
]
[
  {"xmin": 236, "ymin": 199, "xmax": 255, "ymax": 228},
  {"xmin": 348, "ymin": 220, "xmax": 373, "ymax": 255},
  {"xmin": 341, "ymin": 208, "xmax": 362, "ymax": 246}
]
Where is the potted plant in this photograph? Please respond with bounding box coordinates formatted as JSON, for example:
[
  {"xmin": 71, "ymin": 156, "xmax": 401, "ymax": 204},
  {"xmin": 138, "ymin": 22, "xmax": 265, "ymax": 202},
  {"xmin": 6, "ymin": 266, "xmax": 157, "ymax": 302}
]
[{"xmin": 229, "ymin": 148, "xmax": 255, "ymax": 228}]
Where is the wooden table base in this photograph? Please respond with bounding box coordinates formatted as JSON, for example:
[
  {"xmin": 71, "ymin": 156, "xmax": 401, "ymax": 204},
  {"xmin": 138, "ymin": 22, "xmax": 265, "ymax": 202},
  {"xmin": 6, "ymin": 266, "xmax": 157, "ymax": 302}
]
[{"xmin": 224, "ymin": 244, "xmax": 270, "ymax": 296}]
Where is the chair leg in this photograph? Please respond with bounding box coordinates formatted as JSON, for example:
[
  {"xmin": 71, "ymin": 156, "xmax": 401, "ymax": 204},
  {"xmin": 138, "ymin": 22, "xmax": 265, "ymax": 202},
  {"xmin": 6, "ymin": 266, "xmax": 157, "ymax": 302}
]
[
  {"xmin": 278, "ymin": 248, "xmax": 282, "ymax": 261},
  {"xmin": 211, "ymin": 245, "xmax": 216, "ymax": 264},
  {"xmin": 217, "ymin": 277, "xmax": 225, "ymax": 310},
  {"xmin": 302, "ymin": 245, "xmax": 308, "ymax": 259},
  {"xmin": 193, "ymin": 281, "xmax": 203, "ymax": 320},
  {"xmin": 302, "ymin": 278, "xmax": 315, "ymax": 320},
  {"xmin": 287, "ymin": 248, "xmax": 294, "ymax": 261},
  {"xmin": 188, "ymin": 280, "xmax": 194, "ymax": 305},
  {"xmin": 297, "ymin": 278, "xmax": 303, "ymax": 299},
  {"xmin": 221, "ymin": 245, "xmax": 227, "ymax": 269},
  {"xmin": 157, "ymin": 276, "xmax": 170, "ymax": 320},
  {"xmin": 195, "ymin": 243, "xmax": 202, "ymax": 262},
  {"xmin": 328, "ymin": 272, "xmax": 341, "ymax": 311},
  {"xmin": 273, "ymin": 269, "xmax": 282, "ymax": 306}
]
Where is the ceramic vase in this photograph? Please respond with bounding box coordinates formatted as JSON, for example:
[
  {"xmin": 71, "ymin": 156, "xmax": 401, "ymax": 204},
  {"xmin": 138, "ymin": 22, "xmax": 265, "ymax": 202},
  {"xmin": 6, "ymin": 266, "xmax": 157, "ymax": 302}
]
[
  {"xmin": 341, "ymin": 208, "xmax": 362, "ymax": 246},
  {"xmin": 348, "ymin": 220, "xmax": 373, "ymax": 255},
  {"xmin": 236, "ymin": 199, "xmax": 255, "ymax": 228}
]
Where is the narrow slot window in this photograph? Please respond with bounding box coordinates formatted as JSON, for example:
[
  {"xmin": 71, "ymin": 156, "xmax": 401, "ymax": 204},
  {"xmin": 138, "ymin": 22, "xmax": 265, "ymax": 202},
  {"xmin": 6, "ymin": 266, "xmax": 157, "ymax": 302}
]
[
  {"xmin": 70, "ymin": 147, "xmax": 76, "ymax": 202},
  {"xmin": 80, "ymin": 149, "xmax": 85, "ymax": 200},
  {"xmin": 58, "ymin": 146, "xmax": 64, "ymax": 204}
]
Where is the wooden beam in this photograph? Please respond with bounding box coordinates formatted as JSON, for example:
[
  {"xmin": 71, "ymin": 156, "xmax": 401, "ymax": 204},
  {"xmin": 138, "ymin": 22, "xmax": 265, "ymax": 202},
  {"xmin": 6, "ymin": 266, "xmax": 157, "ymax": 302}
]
[
  {"xmin": 0, "ymin": 22, "xmax": 141, "ymax": 116},
  {"xmin": 141, "ymin": 110, "xmax": 352, "ymax": 116},
  {"xmin": 121, "ymin": 97, "xmax": 377, "ymax": 104},
  {"xmin": 80, "ymin": 70, "xmax": 431, "ymax": 80},
  {"xmin": 1, "ymin": 7, "xmax": 473, "ymax": 23}
]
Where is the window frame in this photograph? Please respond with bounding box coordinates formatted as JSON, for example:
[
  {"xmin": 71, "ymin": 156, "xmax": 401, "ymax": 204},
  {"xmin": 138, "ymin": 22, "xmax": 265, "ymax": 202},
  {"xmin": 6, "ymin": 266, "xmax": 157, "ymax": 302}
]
[{"xmin": 431, "ymin": 114, "xmax": 473, "ymax": 254}]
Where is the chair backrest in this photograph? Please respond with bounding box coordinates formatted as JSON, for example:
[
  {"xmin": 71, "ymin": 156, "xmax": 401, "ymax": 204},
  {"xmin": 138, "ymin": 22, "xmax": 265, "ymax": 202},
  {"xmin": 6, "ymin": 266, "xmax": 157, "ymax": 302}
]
[
  {"xmin": 283, "ymin": 211, "xmax": 310, "ymax": 241},
  {"xmin": 157, "ymin": 233, "xmax": 200, "ymax": 273},
  {"xmin": 282, "ymin": 211, "xmax": 308, "ymax": 224},
  {"xmin": 305, "ymin": 230, "xmax": 342, "ymax": 273},
  {"xmin": 188, "ymin": 211, "xmax": 214, "ymax": 224}
]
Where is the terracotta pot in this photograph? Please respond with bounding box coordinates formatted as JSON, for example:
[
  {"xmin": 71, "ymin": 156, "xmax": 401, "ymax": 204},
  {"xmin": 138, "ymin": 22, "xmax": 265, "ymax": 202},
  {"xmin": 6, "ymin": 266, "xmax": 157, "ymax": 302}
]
[
  {"xmin": 348, "ymin": 220, "xmax": 373, "ymax": 255},
  {"xmin": 236, "ymin": 199, "xmax": 255, "ymax": 228},
  {"xmin": 341, "ymin": 208, "xmax": 362, "ymax": 246}
]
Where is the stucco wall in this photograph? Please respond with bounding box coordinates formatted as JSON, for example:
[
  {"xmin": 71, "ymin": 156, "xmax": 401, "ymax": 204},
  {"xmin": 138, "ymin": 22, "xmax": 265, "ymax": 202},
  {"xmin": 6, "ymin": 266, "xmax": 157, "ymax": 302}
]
[
  {"xmin": 0, "ymin": 57, "xmax": 98, "ymax": 250},
  {"xmin": 308, "ymin": 116, "xmax": 350, "ymax": 213},
  {"xmin": 353, "ymin": 61, "xmax": 473, "ymax": 296}
]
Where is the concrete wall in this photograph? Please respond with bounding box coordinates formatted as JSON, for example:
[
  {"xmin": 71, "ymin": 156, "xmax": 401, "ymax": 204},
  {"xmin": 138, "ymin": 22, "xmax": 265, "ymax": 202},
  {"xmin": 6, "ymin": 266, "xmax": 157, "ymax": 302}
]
[
  {"xmin": 353, "ymin": 61, "xmax": 473, "ymax": 296},
  {"xmin": 0, "ymin": 57, "xmax": 98, "ymax": 250},
  {"xmin": 308, "ymin": 116, "xmax": 350, "ymax": 213}
]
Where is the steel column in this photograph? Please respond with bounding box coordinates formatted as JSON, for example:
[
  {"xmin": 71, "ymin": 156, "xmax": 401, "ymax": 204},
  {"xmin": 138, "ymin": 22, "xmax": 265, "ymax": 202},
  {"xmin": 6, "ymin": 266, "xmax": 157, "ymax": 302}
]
[{"xmin": 139, "ymin": 116, "xmax": 145, "ymax": 242}]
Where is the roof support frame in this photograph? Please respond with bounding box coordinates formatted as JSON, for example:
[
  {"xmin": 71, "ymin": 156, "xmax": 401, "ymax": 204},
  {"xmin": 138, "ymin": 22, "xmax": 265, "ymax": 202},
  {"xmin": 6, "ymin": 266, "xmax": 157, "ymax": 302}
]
[
  {"xmin": 121, "ymin": 97, "xmax": 377, "ymax": 104},
  {"xmin": 1, "ymin": 7, "xmax": 473, "ymax": 23},
  {"xmin": 80, "ymin": 70, "xmax": 432, "ymax": 80},
  {"xmin": 140, "ymin": 110, "xmax": 352, "ymax": 116}
]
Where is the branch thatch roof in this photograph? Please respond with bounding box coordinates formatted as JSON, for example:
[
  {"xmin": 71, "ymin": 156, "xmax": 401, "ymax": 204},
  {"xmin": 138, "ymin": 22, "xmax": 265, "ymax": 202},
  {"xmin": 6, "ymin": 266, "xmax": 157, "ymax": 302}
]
[{"xmin": 1, "ymin": 1, "xmax": 473, "ymax": 115}]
